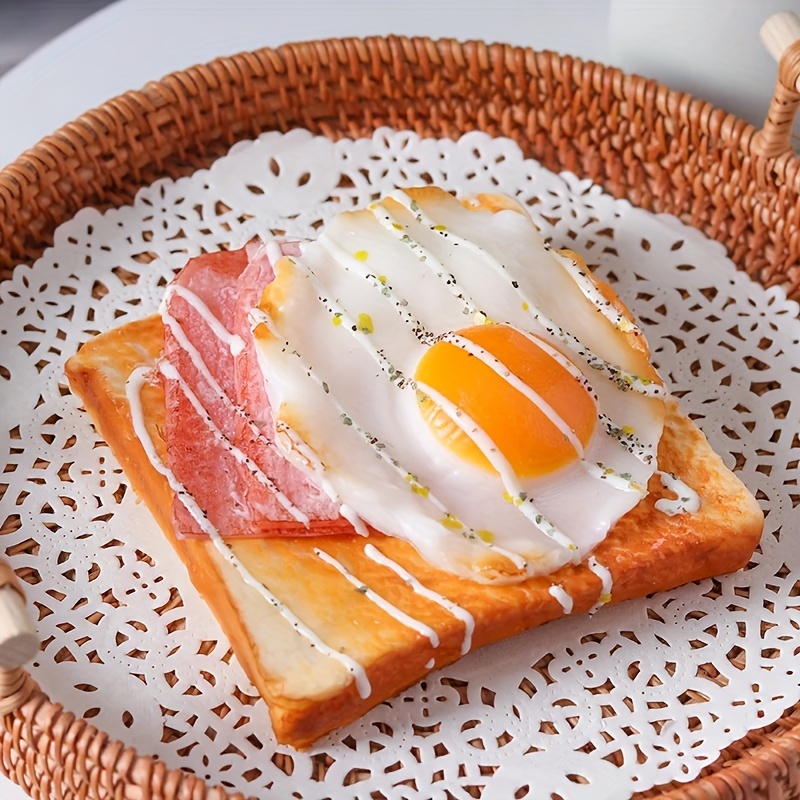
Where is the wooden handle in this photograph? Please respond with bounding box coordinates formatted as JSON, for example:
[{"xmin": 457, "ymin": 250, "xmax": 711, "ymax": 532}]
[
  {"xmin": 753, "ymin": 10, "xmax": 800, "ymax": 158},
  {"xmin": 0, "ymin": 583, "xmax": 38, "ymax": 670},
  {"xmin": 761, "ymin": 11, "xmax": 800, "ymax": 78}
]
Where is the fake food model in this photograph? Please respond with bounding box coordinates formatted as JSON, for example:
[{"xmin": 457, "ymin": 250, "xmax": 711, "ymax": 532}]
[{"xmin": 66, "ymin": 188, "xmax": 763, "ymax": 748}]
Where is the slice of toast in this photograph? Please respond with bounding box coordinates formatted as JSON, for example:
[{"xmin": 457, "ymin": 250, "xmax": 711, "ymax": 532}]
[{"xmin": 66, "ymin": 314, "xmax": 763, "ymax": 748}]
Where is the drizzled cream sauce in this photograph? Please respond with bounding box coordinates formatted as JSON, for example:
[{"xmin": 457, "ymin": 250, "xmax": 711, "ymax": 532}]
[
  {"xmin": 587, "ymin": 556, "xmax": 614, "ymax": 614},
  {"xmin": 385, "ymin": 190, "xmax": 663, "ymax": 398},
  {"xmin": 287, "ymin": 254, "xmax": 406, "ymax": 386},
  {"xmin": 158, "ymin": 360, "xmax": 308, "ymax": 524},
  {"xmin": 164, "ymin": 284, "xmax": 344, "ymax": 515},
  {"xmin": 364, "ymin": 543, "xmax": 475, "ymax": 654},
  {"xmin": 318, "ymin": 232, "xmax": 436, "ymax": 346},
  {"xmin": 125, "ymin": 365, "xmax": 372, "ymax": 698},
  {"xmin": 439, "ymin": 331, "xmax": 588, "ymax": 458},
  {"xmin": 548, "ymin": 584, "xmax": 574, "ymax": 614},
  {"xmin": 253, "ymin": 189, "xmax": 666, "ymax": 582},
  {"xmin": 315, "ymin": 548, "xmax": 440, "ymax": 646},
  {"xmin": 162, "ymin": 284, "xmax": 245, "ymax": 356},
  {"xmin": 655, "ymin": 471, "xmax": 701, "ymax": 516},
  {"xmin": 414, "ymin": 378, "xmax": 577, "ymax": 554},
  {"xmin": 551, "ymin": 247, "xmax": 640, "ymax": 335}
]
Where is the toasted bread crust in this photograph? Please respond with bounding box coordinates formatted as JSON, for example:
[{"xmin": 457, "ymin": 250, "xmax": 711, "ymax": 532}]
[{"xmin": 65, "ymin": 313, "xmax": 763, "ymax": 748}]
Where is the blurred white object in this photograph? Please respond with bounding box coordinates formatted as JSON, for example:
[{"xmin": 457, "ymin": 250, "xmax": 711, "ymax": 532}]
[{"xmin": 609, "ymin": 0, "xmax": 800, "ymax": 134}]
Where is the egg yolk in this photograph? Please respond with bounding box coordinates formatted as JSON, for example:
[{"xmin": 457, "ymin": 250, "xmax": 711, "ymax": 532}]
[{"xmin": 415, "ymin": 325, "xmax": 597, "ymax": 478}]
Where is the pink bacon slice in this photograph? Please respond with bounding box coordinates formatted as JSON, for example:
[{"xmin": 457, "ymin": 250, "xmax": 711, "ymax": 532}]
[{"xmin": 161, "ymin": 245, "xmax": 355, "ymax": 539}]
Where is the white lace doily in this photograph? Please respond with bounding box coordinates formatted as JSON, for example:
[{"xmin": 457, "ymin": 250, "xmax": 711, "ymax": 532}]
[{"xmin": 1, "ymin": 128, "xmax": 796, "ymax": 800}]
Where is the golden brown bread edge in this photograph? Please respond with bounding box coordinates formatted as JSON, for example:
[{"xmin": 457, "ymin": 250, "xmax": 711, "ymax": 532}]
[{"xmin": 65, "ymin": 314, "xmax": 764, "ymax": 748}]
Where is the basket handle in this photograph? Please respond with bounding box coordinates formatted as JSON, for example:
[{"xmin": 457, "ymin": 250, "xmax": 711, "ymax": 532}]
[
  {"xmin": 753, "ymin": 11, "xmax": 800, "ymax": 157},
  {"xmin": 0, "ymin": 559, "xmax": 38, "ymax": 675}
]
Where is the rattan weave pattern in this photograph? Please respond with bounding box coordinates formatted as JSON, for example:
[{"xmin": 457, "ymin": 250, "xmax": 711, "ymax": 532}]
[{"xmin": 1, "ymin": 35, "xmax": 799, "ymax": 800}]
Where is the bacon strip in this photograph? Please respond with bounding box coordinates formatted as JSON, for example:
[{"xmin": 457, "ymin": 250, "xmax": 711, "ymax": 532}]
[{"xmin": 161, "ymin": 246, "xmax": 354, "ymax": 538}]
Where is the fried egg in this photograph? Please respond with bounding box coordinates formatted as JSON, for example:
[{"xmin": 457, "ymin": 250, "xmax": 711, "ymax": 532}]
[{"xmin": 251, "ymin": 187, "xmax": 667, "ymax": 584}]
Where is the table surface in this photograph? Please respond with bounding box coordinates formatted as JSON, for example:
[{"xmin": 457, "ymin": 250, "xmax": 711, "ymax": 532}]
[{"xmin": 0, "ymin": 1, "xmax": 785, "ymax": 797}]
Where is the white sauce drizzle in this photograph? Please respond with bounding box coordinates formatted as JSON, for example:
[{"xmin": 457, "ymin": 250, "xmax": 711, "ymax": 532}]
[
  {"xmin": 318, "ymin": 232, "xmax": 434, "ymax": 345},
  {"xmin": 288, "ymin": 252, "xmax": 408, "ymax": 387},
  {"xmin": 254, "ymin": 305, "xmax": 527, "ymax": 571},
  {"xmin": 512, "ymin": 326, "xmax": 599, "ymax": 399},
  {"xmin": 655, "ymin": 471, "xmax": 701, "ymax": 516},
  {"xmin": 125, "ymin": 365, "xmax": 371, "ymax": 698},
  {"xmin": 158, "ymin": 361, "xmax": 309, "ymax": 525},
  {"xmin": 436, "ymin": 334, "xmax": 643, "ymax": 494},
  {"xmin": 164, "ymin": 298, "xmax": 367, "ymax": 518},
  {"xmin": 440, "ymin": 332, "xmax": 587, "ymax": 459},
  {"xmin": 549, "ymin": 247, "xmax": 641, "ymax": 334},
  {"xmin": 587, "ymin": 556, "xmax": 614, "ymax": 614},
  {"xmin": 321, "ymin": 229, "xmax": 651, "ymax": 488},
  {"xmin": 510, "ymin": 327, "xmax": 657, "ymax": 476},
  {"xmin": 364, "ymin": 543, "xmax": 476, "ymax": 654},
  {"xmin": 162, "ymin": 284, "xmax": 245, "ymax": 356},
  {"xmin": 339, "ymin": 504, "xmax": 369, "ymax": 537},
  {"xmin": 548, "ymin": 584, "xmax": 574, "ymax": 614},
  {"xmin": 254, "ymin": 312, "xmax": 410, "ymax": 481},
  {"xmin": 162, "ymin": 309, "xmax": 270, "ymax": 446},
  {"xmin": 582, "ymin": 463, "xmax": 643, "ymax": 493},
  {"xmin": 264, "ymin": 239, "xmax": 285, "ymax": 268},
  {"xmin": 314, "ymin": 548, "xmax": 439, "ymax": 647},
  {"xmin": 385, "ymin": 191, "xmax": 664, "ymax": 397},
  {"xmin": 369, "ymin": 203, "xmax": 479, "ymax": 315},
  {"xmin": 414, "ymin": 379, "xmax": 578, "ymax": 554}
]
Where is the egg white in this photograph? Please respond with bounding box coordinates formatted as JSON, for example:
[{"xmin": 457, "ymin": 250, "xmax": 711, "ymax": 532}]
[{"xmin": 251, "ymin": 188, "xmax": 666, "ymax": 584}]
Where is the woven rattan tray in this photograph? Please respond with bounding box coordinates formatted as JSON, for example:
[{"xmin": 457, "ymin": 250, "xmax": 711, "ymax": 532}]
[{"xmin": 2, "ymin": 27, "xmax": 800, "ymax": 800}]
